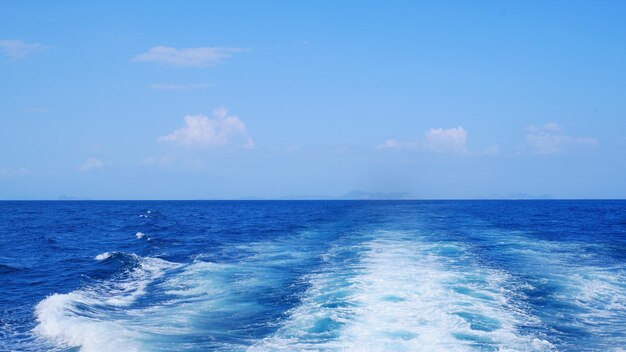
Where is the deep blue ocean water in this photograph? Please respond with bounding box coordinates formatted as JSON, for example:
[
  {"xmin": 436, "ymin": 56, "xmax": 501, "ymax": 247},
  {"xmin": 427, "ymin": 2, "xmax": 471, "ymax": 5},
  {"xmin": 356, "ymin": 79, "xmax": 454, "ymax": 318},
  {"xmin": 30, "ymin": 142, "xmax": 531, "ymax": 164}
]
[{"xmin": 0, "ymin": 200, "xmax": 625, "ymax": 351}]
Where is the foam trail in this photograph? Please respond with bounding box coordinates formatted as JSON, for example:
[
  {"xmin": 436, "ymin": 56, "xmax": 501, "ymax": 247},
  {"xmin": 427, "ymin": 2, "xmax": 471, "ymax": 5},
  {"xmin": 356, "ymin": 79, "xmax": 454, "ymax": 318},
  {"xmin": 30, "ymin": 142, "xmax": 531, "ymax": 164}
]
[
  {"xmin": 337, "ymin": 239, "xmax": 551, "ymax": 351},
  {"xmin": 252, "ymin": 232, "xmax": 553, "ymax": 351},
  {"xmin": 466, "ymin": 225, "xmax": 626, "ymax": 348},
  {"xmin": 34, "ymin": 253, "xmax": 179, "ymax": 352},
  {"xmin": 126, "ymin": 238, "xmax": 319, "ymax": 350}
]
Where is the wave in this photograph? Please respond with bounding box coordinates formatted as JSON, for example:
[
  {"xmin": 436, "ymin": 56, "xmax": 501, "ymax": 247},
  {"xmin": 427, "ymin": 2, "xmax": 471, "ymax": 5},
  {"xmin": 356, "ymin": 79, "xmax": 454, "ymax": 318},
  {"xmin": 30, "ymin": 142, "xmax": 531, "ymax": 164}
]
[
  {"xmin": 138, "ymin": 210, "xmax": 160, "ymax": 219},
  {"xmin": 94, "ymin": 251, "xmax": 143, "ymax": 264},
  {"xmin": 467, "ymin": 225, "xmax": 626, "ymax": 349},
  {"xmin": 33, "ymin": 252, "xmax": 179, "ymax": 352},
  {"xmin": 94, "ymin": 252, "xmax": 113, "ymax": 261},
  {"xmin": 32, "ymin": 233, "xmax": 323, "ymax": 351},
  {"xmin": 0, "ymin": 263, "xmax": 22, "ymax": 274}
]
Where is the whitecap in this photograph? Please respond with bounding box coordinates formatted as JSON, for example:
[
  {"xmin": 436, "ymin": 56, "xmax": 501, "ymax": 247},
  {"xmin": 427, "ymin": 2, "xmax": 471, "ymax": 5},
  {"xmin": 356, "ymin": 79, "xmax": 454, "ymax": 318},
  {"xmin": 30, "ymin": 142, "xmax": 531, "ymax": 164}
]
[
  {"xmin": 34, "ymin": 254, "xmax": 179, "ymax": 352},
  {"xmin": 94, "ymin": 252, "xmax": 111, "ymax": 261}
]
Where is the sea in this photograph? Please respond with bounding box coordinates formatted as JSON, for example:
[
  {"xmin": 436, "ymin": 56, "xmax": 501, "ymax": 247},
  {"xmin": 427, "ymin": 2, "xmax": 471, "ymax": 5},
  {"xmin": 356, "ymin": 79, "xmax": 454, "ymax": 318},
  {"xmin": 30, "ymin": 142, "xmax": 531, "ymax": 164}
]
[{"xmin": 0, "ymin": 200, "xmax": 625, "ymax": 351}]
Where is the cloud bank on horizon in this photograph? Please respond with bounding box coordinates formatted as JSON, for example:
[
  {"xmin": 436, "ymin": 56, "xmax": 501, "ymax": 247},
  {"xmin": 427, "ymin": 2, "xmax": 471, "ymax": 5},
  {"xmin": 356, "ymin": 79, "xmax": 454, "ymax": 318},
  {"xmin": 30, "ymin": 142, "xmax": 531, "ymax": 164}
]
[
  {"xmin": 524, "ymin": 123, "xmax": 598, "ymax": 155},
  {"xmin": 1, "ymin": 1, "xmax": 624, "ymax": 199},
  {"xmin": 377, "ymin": 123, "xmax": 596, "ymax": 157}
]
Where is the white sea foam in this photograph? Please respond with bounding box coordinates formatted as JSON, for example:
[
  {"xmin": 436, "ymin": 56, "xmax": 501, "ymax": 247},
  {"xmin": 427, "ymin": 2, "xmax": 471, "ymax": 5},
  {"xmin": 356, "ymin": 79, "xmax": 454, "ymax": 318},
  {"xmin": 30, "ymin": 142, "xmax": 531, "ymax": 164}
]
[
  {"xmin": 251, "ymin": 232, "xmax": 553, "ymax": 351},
  {"xmin": 135, "ymin": 232, "xmax": 145, "ymax": 239},
  {"xmin": 34, "ymin": 292, "xmax": 141, "ymax": 352},
  {"xmin": 37, "ymin": 236, "xmax": 322, "ymax": 352},
  {"xmin": 457, "ymin": 223, "xmax": 626, "ymax": 348},
  {"xmin": 34, "ymin": 254, "xmax": 179, "ymax": 352},
  {"xmin": 551, "ymin": 265, "xmax": 626, "ymax": 340},
  {"xmin": 336, "ymin": 239, "xmax": 551, "ymax": 351},
  {"xmin": 94, "ymin": 252, "xmax": 111, "ymax": 261},
  {"xmin": 138, "ymin": 210, "xmax": 154, "ymax": 218}
]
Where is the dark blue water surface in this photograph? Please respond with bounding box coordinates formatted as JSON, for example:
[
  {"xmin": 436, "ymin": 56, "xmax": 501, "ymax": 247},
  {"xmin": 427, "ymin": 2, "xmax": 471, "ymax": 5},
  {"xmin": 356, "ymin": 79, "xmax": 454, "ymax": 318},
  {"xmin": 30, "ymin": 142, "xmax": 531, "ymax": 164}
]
[{"xmin": 0, "ymin": 200, "xmax": 625, "ymax": 351}]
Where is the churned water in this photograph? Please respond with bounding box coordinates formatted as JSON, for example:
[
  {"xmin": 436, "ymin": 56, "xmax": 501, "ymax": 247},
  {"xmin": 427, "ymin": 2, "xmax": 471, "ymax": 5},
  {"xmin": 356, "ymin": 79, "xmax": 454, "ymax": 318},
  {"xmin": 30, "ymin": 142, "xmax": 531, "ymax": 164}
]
[{"xmin": 0, "ymin": 200, "xmax": 625, "ymax": 351}]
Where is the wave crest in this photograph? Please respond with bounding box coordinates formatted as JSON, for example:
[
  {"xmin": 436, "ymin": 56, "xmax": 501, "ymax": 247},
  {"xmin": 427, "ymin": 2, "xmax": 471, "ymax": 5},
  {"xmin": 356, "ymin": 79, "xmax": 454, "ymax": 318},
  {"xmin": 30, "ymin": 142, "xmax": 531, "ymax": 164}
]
[{"xmin": 34, "ymin": 252, "xmax": 179, "ymax": 351}]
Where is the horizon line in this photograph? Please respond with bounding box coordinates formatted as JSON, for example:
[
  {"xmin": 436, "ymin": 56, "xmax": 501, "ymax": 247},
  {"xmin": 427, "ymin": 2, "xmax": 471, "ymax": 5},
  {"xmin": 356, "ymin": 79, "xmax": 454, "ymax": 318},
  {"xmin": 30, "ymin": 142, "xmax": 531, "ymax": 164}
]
[{"xmin": 1, "ymin": 198, "xmax": 625, "ymax": 202}]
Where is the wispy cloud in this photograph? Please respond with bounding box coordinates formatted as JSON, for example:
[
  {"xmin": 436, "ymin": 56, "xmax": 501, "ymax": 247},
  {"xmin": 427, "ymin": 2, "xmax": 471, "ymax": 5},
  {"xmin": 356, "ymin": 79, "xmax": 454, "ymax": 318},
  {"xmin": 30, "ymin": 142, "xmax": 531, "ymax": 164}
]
[
  {"xmin": 377, "ymin": 139, "xmax": 401, "ymax": 150},
  {"xmin": 133, "ymin": 46, "xmax": 245, "ymax": 67},
  {"xmin": 159, "ymin": 107, "xmax": 254, "ymax": 148},
  {"xmin": 481, "ymin": 145, "xmax": 500, "ymax": 156},
  {"xmin": 79, "ymin": 158, "xmax": 104, "ymax": 172},
  {"xmin": 0, "ymin": 39, "xmax": 47, "ymax": 60},
  {"xmin": 148, "ymin": 83, "xmax": 211, "ymax": 90},
  {"xmin": 377, "ymin": 126, "xmax": 468, "ymax": 153},
  {"xmin": 142, "ymin": 154, "xmax": 173, "ymax": 167},
  {"xmin": 425, "ymin": 126, "xmax": 468, "ymax": 153},
  {"xmin": 524, "ymin": 123, "xmax": 597, "ymax": 155},
  {"xmin": 0, "ymin": 167, "xmax": 29, "ymax": 177},
  {"xmin": 377, "ymin": 126, "xmax": 497, "ymax": 156}
]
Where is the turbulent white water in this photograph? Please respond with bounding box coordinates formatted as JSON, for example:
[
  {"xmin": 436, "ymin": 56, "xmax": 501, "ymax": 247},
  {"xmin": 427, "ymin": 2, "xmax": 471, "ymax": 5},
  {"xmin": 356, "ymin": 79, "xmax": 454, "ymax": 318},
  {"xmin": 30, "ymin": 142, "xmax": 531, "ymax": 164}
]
[
  {"xmin": 34, "ymin": 254, "xmax": 179, "ymax": 352},
  {"xmin": 33, "ymin": 234, "xmax": 321, "ymax": 352},
  {"xmin": 251, "ymin": 232, "xmax": 553, "ymax": 351},
  {"xmin": 30, "ymin": 224, "xmax": 626, "ymax": 352}
]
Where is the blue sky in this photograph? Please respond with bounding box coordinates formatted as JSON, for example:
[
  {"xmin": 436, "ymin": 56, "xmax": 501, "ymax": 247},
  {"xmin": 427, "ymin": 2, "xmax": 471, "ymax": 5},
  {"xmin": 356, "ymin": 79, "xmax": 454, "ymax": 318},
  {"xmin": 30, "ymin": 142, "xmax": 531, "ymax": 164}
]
[{"xmin": 1, "ymin": 1, "xmax": 625, "ymax": 199}]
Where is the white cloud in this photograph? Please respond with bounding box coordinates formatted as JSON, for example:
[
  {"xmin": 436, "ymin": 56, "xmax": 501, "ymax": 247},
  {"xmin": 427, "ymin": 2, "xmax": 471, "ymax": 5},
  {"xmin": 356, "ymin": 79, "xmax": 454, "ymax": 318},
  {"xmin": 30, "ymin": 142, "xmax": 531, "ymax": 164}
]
[
  {"xmin": 524, "ymin": 123, "xmax": 597, "ymax": 155},
  {"xmin": 133, "ymin": 46, "xmax": 245, "ymax": 67},
  {"xmin": 148, "ymin": 83, "xmax": 211, "ymax": 90},
  {"xmin": 480, "ymin": 145, "xmax": 500, "ymax": 156},
  {"xmin": 376, "ymin": 127, "xmax": 468, "ymax": 153},
  {"xmin": 377, "ymin": 139, "xmax": 401, "ymax": 150},
  {"xmin": 0, "ymin": 167, "xmax": 29, "ymax": 177},
  {"xmin": 142, "ymin": 155, "xmax": 173, "ymax": 167},
  {"xmin": 0, "ymin": 40, "xmax": 46, "ymax": 60},
  {"xmin": 424, "ymin": 126, "xmax": 468, "ymax": 153},
  {"xmin": 79, "ymin": 158, "xmax": 104, "ymax": 172},
  {"xmin": 159, "ymin": 107, "xmax": 254, "ymax": 148}
]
